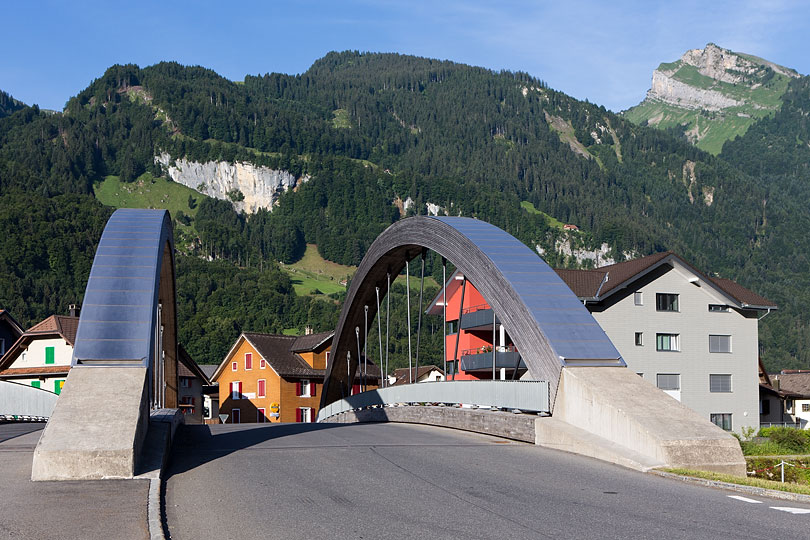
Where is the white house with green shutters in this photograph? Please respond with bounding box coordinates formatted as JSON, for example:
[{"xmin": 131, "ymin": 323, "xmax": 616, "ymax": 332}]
[{"xmin": 0, "ymin": 314, "xmax": 78, "ymax": 396}]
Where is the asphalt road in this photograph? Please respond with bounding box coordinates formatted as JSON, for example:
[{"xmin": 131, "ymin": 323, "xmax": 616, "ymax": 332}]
[
  {"xmin": 165, "ymin": 422, "xmax": 810, "ymax": 540},
  {"xmin": 0, "ymin": 423, "xmax": 149, "ymax": 540}
]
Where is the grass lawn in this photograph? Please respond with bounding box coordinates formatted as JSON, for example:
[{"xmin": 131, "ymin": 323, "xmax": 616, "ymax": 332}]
[
  {"xmin": 93, "ymin": 173, "xmax": 202, "ymax": 239},
  {"xmin": 521, "ymin": 201, "xmax": 566, "ymax": 230},
  {"xmin": 661, "ymin": 468, "xmax": 810, "ymax": 496},
  {"xmin": 281, "ymin": 244, "xmax": 355, "ymax": 297}
]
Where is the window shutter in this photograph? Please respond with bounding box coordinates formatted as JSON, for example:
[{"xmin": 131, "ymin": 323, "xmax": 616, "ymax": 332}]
[
  {"xmin": 229, "ymin": 382, "xmax": 233, "ymax": 395},
  {"xmin": 312, "ymin": 383, "xmax": 316, "ymax": 397},
  {"xmin": 238, "ymin": 381, "xmax": 243, "ymax": 395},
  {"xmin": 296, "ymin": 381, "xmax": 301, "ymax": 396},
  {"xmin": 296, "ymin": 408, "xmax": 302, "ymax": 422}
]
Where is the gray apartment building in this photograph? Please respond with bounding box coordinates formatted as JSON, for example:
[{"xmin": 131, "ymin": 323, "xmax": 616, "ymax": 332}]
[{"xmin": 556, "ymin": 252, "xmax": 776, "ymax": 434}]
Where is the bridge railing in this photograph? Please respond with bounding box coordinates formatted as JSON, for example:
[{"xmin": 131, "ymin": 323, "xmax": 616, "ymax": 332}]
[
  {"xmin": 0, "ymin": 380, "xmax": 59, "ymax": 421},
  {"xmin": 317, "ymin": 379, "xmax": 549, "ymax": 422}
]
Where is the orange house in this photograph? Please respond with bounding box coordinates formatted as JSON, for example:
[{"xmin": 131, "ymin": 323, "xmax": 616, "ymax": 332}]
[{"xmin": 212, "ymin": 331, "xmax": 381, "ymax": 424}]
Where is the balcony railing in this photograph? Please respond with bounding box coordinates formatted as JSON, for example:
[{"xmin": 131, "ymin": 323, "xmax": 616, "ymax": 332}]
[
  {"xmin": 461, "ymin": 345, "xmax": 518, "ymax": 356},
  {"xmin": 462, "ymin": 303, "xmax": 490, "ymax": 315}
]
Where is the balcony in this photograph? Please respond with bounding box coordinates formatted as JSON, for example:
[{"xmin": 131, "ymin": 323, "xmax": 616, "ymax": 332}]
[
  {"xmin": 459, "ymin": 345, "xmax": 525, "ymax": 372},
  {"xmin": 460, "ymin": 307, "xmax": 500, "ymax": 331}
]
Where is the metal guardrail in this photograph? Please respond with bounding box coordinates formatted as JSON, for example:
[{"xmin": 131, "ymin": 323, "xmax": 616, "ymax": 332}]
[
  {"xmin": 0, "ymin": 380, "xmax": 58, "ymax": 420},
  {"xmin": 317, "ymin": 380, "xmax": 549, "ymax": 422},
  {"xmin": 760, "ymin": 421, "xmax": 806, "ymax": 429}
]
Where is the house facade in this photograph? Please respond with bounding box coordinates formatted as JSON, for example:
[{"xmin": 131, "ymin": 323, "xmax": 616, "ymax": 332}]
[
  {"xmin": 0, "ymin": 315, "xmax": 78, "ymax": 395},
  {"xmin": 556, "ymin": 252, "xmax": 775, "ymax": 434},
  {"xmin": 177, "ymin": 345, "xmax": 211, "ymax": 425},
  {"xmin": 0, "ymin": 309, "xmax": 24, "ymax": 358},
  {"xmin": 390, "ymin": 365, "xmax": 445, "ymax": 386},
  {"xmin": 766, "ymin": 371, "xmax": 810, "ymax": 428},
  {"xmin": 213, "ymin": 331, "xmax": 380, "ymax": 424}
]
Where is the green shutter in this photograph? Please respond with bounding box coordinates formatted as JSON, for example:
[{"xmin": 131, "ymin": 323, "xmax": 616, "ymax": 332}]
[
  {"xmin": 45, "ymin": 346, "xmax": 55, "ymax": 364},
  {"xmin": 54, "ymin": 380, "xmax": 64, "ymax": 395},
  {"xmin": 31, "ymin": 381, "xmax": 40, "ymax": 389}
]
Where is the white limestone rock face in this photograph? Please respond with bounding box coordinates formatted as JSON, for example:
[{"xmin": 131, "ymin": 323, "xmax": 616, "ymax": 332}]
[{"xmin": 155, "ymin": 153, "xmax": 309, "ymax": 214}]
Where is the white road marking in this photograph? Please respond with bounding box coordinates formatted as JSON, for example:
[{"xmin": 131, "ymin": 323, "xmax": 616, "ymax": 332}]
[
  {"xmin": 770, "ymin": 507, "xmax": 810, "ymax": 514},
  {"xmin": 728, "ymin": 495, "xmax": 762, "ymax": 504}
]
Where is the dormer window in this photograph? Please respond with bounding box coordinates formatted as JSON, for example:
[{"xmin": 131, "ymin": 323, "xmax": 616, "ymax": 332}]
[
  {"xmin": 656, "ymin": 293, "xmax": 679, "ymax": 312},
  {"xmin": 708, "ymin": 304, "xmax": 729, "ymax": 312}
]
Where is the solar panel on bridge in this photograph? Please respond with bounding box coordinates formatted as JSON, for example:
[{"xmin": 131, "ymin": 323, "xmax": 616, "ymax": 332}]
[
  {"xmin": 429, "ymin": 216, "xmax": 622, "ymax": 364},
  {"xmin": 72, "ymin": 209, "xmax": 173, "ymax": 367}
]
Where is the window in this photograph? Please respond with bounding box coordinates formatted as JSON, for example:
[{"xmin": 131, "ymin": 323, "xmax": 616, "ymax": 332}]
[
  {"xmin": 257, "ymin": 379, "xmax": 266, "ymax": 398},
  {"xmin": 710, "ymin": 374, "xmax": 732, "ymax": 393},
  {"xmin": 297, "ymin": 379, "xmax": 311, "ymax": 397},
  {"xmin": 245, "ymin": 352, "xmax": 253, "ymax": 370},
  {"xmin": 180, "ymin": 377, "xmax": 191, "ymax": 388},
  {"xmin": 634, "ymin": 292, "xmax": 643, "ymax": 306},
  {"xmin": 656, "ymin": 374, "xmax": 680, "ymax": 391},
  {"xmin": 709, "ymin": 304, "xmax": 729, "ymax": 312},
  {"xmin": 230, "ymin": 381, "xmax": 242, "ymax": 400},
  {"xmin": 0, "ymin": 338, "xmax": 4, "ymax": 355},
  {"xmin": 634, "ymin": 332, "xmax": 643, "ymax": 346},
  {"xmin": 260, "ymin": 358, "xmax": 266, "ymax": 369},
  {"xmin": 787, "ymin": 399, "xmax": 794, "ymax": 413},
  {"xmin": 656, "ymin": 334, "xmax": 680, "ymax": 352},
  {"xmin": 54, "ymin": 380, "xmax": 65, "ymax": 395},
  {"xmin": 297, "ymin": 407, "xmax": 311, "ymax": 423},
  {"xmin": 711, "ymin": 413, "xmax": 732, "ymax": 431},
  {"xmin": 803, "ymin": 404, "xmax": 810, "ymax": 413},
  {"xmin": 709, "ymin": 335, "xmax": 731, "ymax": 353},
  {"xmin": 446, "ymin": 320, "xmax": 458, "ymax": 334},
  {"xmin": 325, "ymin": 351, "xmax": 331, "ymax": 365},
  {"xmin": 231, "ymin": 361, "xmax": 237, "ymax": 372},
  {"xmin": 180, "ymin": 396, "xmax": 195, "ymax": 415},
  {"xmin": 258, "ymin": 408, "xmax": 267, "ymax": 423},
  {"xmin": 31, "ymin": 380, "xmax": 40, "ymax": 389},
  {"xmin": 656, "ymin": 293, "xmax": 679, "ymax": 312},
  {"xmin": 231, "ymin": 408, "xmax": 241, "ymax": 424},
  {"xmin": 45, "ymin": 346, "xmax": 55, "ymax": 365},
  {"xmin": 761, "ymin": 399, "xmax": 770, "ymax": 416}
]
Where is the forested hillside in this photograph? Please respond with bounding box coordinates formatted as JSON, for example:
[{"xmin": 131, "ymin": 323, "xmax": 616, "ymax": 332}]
[{"xmin": 1, "ymin": 52, "xmax": 809, "ymax": 369}]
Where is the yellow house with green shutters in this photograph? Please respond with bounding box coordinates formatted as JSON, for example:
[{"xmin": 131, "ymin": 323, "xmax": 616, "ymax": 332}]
[{"xmin": 0, "ymin": 314, "xmax": 78, "ymax": 395}]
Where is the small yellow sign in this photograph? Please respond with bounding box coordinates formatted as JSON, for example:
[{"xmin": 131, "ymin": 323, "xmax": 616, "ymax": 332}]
[{"xmin": 270, "ymin": 402, "xmax": 280, "ymax": 412}]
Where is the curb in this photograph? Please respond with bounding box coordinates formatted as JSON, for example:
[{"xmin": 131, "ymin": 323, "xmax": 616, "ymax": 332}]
[
  {"xmin": 147, "ymin": 477, "xmax": 166, "ymax": 540},
  {"xmin": 651, "ymin": 470, "xmax": 810, "ymax": 504}
]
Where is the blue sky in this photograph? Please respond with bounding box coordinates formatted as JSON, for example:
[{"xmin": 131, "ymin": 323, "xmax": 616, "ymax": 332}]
[{"xmin": 3, "ymin": 0, "xmax": 808, "ymax": 112}]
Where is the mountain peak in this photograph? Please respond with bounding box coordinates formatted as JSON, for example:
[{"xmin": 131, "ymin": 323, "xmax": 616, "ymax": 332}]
[{"xmin": 623, "ymin": 43, "xmax": 800, "ymax": 154}]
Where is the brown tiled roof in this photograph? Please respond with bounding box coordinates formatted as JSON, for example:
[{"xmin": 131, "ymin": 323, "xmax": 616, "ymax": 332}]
[
  {"xmin": 177, "ymin": 345, "xmax": 211, "ymax": 384},
  {"xmin": 708, "ymin": 277, "xmax": 776, "ymax": 308},
  {"xmin": 290, "ymin": 331, "xmax": 334, "ymax": 352},
  {"xmin": 0, "ymin": 309, "xmax": 24, "ymax": 338},
  {"xmin": 0, "ymin": 366, "xmax": 70, "ymax": 377},
  {"xmin": 772, "ymin": 372, "xmax": 810, "ymax": 398},
  {"xmin": 27, "ymin": 315, "xmax": 79, "ymax": 345},
  {"xmin": 554, "ymin": 252, "xmax": 776, "ymax": 309},
  {"xmin": 244, "ymin": 333, "xmax": 324, "ymax": 378},
  {"xmin": 391, "ymin": 365, "xmax": 444, "ymax": 386}
]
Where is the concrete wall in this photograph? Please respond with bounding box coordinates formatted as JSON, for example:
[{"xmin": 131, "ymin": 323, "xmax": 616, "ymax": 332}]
[
  {"xmin": 590, "ymin": 261, "xmax": 760, "ymax": 434},
  {"xmin": 31, "ymin": 367, "xmax": 150, "ymax": 480},
  {"xmin": 551, "ymin": 367, "xmax": 746, "ymax": 475},
  {"xmin": 328, "ymin": 405, "xmax": 536, "ymax": 443}
]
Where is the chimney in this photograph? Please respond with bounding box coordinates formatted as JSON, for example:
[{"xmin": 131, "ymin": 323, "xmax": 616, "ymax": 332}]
[
  {"xmin": 69, "ymin": 304, "xmax": 80, "ymax": 318},
  {"xmin": 305, "ymin": 325, "xmax": 313, "ymax": 335}
]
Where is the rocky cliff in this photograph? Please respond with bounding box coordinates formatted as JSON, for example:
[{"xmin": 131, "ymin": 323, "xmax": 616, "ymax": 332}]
[
  {"xmin": 155, "ymin": 153, "xmax": 309, "ymax": 213},
  {"xmin": 624, "ymin": 43, "xmax": 800, "ymax": 154}
]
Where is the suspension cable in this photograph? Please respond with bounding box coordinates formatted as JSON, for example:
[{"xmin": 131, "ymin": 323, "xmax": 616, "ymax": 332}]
[
  {"xmin": 492, "ymin": 308, "xmax": 497, "ymax": 380},
  {"xmin": 406, "ymin": 259, "xmax": 412, "ymax": 383},
  {"xmin": 453, "ymin": 276, "xmax": 467, "ymax": 381},
  {"xmin": 442, "ymin": 258, "xmax": 446, "ymax": 380},
  {"xmin": 376, "ymin": 286, "xmax": 383, "ymax": 388},
  {"xmin": 363, "ymin": 305, "xmax": 368, "ymax": 392},
  {"xmin": 415, "ymin": 249, "xmax": 426, "ymax": 381},
  {"xmin": 386, "ymin": 272, "xmax": 391, "ymax": 388}
]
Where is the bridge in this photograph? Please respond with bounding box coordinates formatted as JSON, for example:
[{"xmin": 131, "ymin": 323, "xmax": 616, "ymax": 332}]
[
  {"xmin": 5, "ymin": 209, "xmax": 809, "ymax": 537},
  {"xmin": 23, "ymin": 210, "xmax": 744, "ymax": 481}
]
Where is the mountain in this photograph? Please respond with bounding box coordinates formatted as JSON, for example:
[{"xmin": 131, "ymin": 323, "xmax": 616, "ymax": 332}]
[
  {"xmin": 624, "ymin": 43, "xmax": 801, "ymax": 154},
  {"xmin": 0, "ymin": 90, "xmax": 25, "ymax": 118},
  {"xmin": 0, "ymin": 52, "xmax": 809, "ymax": 370}
]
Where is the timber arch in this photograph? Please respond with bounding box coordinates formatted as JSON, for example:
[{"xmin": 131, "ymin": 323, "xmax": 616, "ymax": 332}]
[
  {"xmin": 32, "ymin": 209, "xmax": 178, "ymax": 480},
  {"xmin": 320, "ymin": 216, "xmax": 623, "ymax": 411}
]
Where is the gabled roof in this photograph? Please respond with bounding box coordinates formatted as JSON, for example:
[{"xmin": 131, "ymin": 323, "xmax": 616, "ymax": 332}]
[
  {"xmin": 554, "ymin": 252, "xmax": 777, "ymax": 310},
  {"xmin": 0, "ymin": 315, "xmax": 80, "ymax": 371},
  {"xmin": 0, "ymin": 365, "xmax": 70, "ymax": 378},
  {"xmin": 772, "ymin": 371, "xmax": 810, "ymax": 398},
  {"xmin": 0, "ymin": 309, "xmax": 24, "ymax": 339},
  {"xmin": 290, "ymin": 331, "xmax": 334, "ymax": 352},
  {"xmin": 390, "ymin": 365, "xmax": 444, "ymax": 386},
  {"xmin": 177, "ymin": 345, "xmax": 211, "ymax": 384}
]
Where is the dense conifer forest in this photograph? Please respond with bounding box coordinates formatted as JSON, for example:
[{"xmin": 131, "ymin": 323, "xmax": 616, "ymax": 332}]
[{"xmin": 0, "ymin": 52, "xmax": 808, "ymax": 369}]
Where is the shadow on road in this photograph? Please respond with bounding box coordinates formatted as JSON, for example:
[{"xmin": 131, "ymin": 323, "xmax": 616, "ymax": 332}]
[{"xmin": 166, "ymin": 421, "xmax": 362, "ymax": 477}]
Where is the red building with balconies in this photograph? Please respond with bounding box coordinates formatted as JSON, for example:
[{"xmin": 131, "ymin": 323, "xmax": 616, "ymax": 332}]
[{"xmin": 426, "ymin": 271, "xmax": 526, "ymax": 380}]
